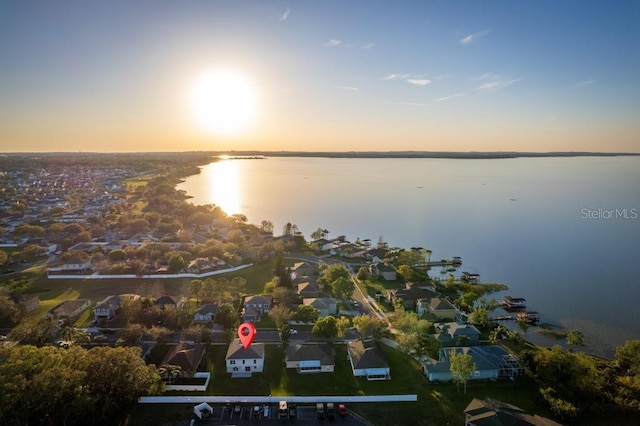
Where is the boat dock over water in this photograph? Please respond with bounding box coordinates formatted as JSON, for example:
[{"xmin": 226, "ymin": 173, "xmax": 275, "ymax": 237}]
[{"xmin": 502, "ymin": 296, "xmax": 527, "ymax": 309}]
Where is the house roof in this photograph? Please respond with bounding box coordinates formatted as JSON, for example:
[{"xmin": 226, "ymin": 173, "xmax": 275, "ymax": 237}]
[
  {"xmin": 155, "ymin": 295, "xmax": 177, "ymax": 306},
  {"xmin": 437, "ymin": 322, "xmax": 480, "ymax": 337},
  {"xmin": 348, "ymin": 340, "xmax": 389, "ymax": 370},
  {"xmin": 464, "ymin": 398, "xmax": 561, "ymax": 426},
  {"xmin": 48, "ymin": 299, "xmax": 89, "ymax": 317},
  {"xmin": 430, "ymin": 297, "xmax": 456, "ymax": 311},
  {"xmin": 194, "ymin": 304, "xmax": 218, "ymax": 315},
  {"xmin": 293, "ymin": 261, "xmax": 314, "ymax": 271},
  {"xmin": 161, "ymin": 342, "xmax": 205, "ymax": 373},
  {"xmin": 395, "ymin": 287, "xmax": 437, "ymax": 301},
  {"xmin": 244, "ymin": 295, "xmax": 272, "ymax": 306},
  {"xmin": 285, "ymin": 344, "xmax": 335, "ymax": 365},
  {"xmin": 95, "ymin": 295, "xmax": 121, "ymax": 309},
  {"xmin": 11, "ymin": 293, "xmax": 39, "ymax": 304},
  {"xmin": 297, "ymin": 282, "xmax": 320, "ymax": 294},
  {"xmin": 225, "ymin": 339, "xmax": 265, "ymax": 360},
  {"xmin": 303, "ymin": 297, "xmax": 337, "ymax": 310}
]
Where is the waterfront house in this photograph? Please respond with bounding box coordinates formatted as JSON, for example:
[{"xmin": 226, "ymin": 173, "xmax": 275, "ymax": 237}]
[
  {"xmin": 303, "ymin": 297, "xmax": 338, "ymax": 317},
  {"xmin": 391, "ymin": 287, "xmax": 437, "ymax": 310},
  {"xmin": 435, "ymin": 322, "xmax": 481, "ymax": 346},
  {"xmin": 422, "ymin": 346, "xmax": 524, "ymax": 382},
  {"xmin": 285, "ymin": 344, "xmax": 335, "ymax": 373},
  {"xmin": 464, "ymin": 398, "xmax": 561, "ymax": 426},
  {"xmin": 193, "ymin": 304, "xmax": 218, "ymax": 322},
  {"xmin": 225, "ymin": 339, "xmax": 265, "ymax": 376},
  {"xmin": 427, "ymin": 297, "xmax": 458, "ymax": 321},
  {"xmin": 347, "ymin": 340, "xmax": 390, "ymax": 380},
  {"xmin": 369, "ymin": 262, "xmax": 397, "ymax": 281}
]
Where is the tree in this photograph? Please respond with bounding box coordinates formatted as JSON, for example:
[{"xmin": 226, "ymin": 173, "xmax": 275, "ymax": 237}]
[
  {"xmin": 214, "ymin": 303, "xmax": 238, "ymax": 329},
  {"xmin": 489, "ymin": 325, "xmax": 508, "ymax": 344},
  {"xmin": 312, "ymin": 316, "xmax": 338, "ymax": 339},
  {"xmin": 449, "ymin": 350, "xmax": 476, "ymax": 394},
  {"xmin": 356, "ymin": 266, "xmax": 370, "ymax": 280},
  {"xmin": 353, "ymin": 315, "xmax": 388, "ymax": 340},
  {"xmin": 331, "ymin": 276, "xmax": 355, "ymax": 300},
  {"xmin": 566, "ymin": 329, "xmax": 585, "ymax": 346},
  {"xmin": 615, "ymin": 339, "xmax": 640, "ymax": 375},
  {"xmin": 260, "ymin": 220, "xmax": 274, "ymax": 233},
  {"xmin": 335, "ymin": 316, "xmax": 351, "ymax": 338},
  {"xmin": 469, "ymin": 306, "xmax": 490, "ymax": 328},
  {"xmin": 0, "ymin": 295, "xmax": 19, "ymax": 323},
  {"xmin": 189, "ymin": 279, "xmax": 204, "ymax": 307},
  {"xmin": 268, "ymin": 305, "xmax": 292, "ymax": 331},
  {"xmin": 311, "ymin": 228, "xmax": 326, "ymax": 241},
  {"xmin": 168, "ymin": 253, "xmax": 186, "ymax": 273},
  {"xmin": 319, "ymin": 264, "xmax": 350, "ymax": 284},
  {"xmin": 158, "ymin": 364, "xmax": 183, "ymax": 385},
  {"xmin": 293, "ymin": 305, "xmax": 320, "ymax": 323},
  {"xmin": 396, "ymin": 264, "xmax": 415, "ymax": 281},
  {"xmin": 272, "ymin": 287, "xmax": 298, "ymax": 308}
]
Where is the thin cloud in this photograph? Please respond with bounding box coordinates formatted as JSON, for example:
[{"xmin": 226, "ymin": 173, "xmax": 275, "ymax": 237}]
[
  {"xmin": 406, "ymin": 79, "xmax": 431, "ymax": 86},
  {"xmin": 383, "ymin": 73, "xmax": 410, "ymax": 80},
  {"xmin": 475, "ymin": 78, "xmax": 521, "ymax": 90},
  {"xmin": 336, "ymin": 86, "xmax": 359, "ymax": 91},
  {"xmin": 460, "ymin": 29, "xmax": 492, "ymax": 45},
  {"xmin": 568, "ymin": 80, "xmax": 596, "ymax": 90},
  {"xmin": 280, "ymin": 7, "xmax": 291, "ymax": 21},
  {"xmin": 324, "ymin": 39, "xmax": 341, "ymax": 47},
  {"xmin": 435, "ymin": 93, "xmax": 465, "ymax": 102},
  {"xmin": 361, "ymin": 42, "xmax": 375, "ymax": 49}
]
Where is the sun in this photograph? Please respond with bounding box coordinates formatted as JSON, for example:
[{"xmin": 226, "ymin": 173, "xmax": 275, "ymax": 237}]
[{"xmin": 191, "ymin": 70, "xmax": 255, "ymax": 135}]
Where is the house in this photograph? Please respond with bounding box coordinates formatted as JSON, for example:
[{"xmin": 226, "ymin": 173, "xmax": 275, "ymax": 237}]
[
  {"xmin": 244, "ymin": 295, "xmax": 272, "ymax": 314},
  {"xmin": 193, "ymin": 304, "xmax": 218, "ymax": 322},
  {"xmin": 46, "ymin": 299, "xmax": 91, "ymax": 322},
  {"xmin": 435, "ymin": 322, "xmax": 481, "ymax": 347},
  {"xmin": 347, "ymin": 340, "xmax": 390, "ymax": 380},
  {"xmin": 186, "ymin": 257, "xmax": 223, "ymax": 273},
  {"xmin": 369, "ymin": 262, "xmax": 396, "ymax": 281},
  {"xmin": 422, "ymin": 346, "xmax": 524, "ymax": 382},
  {"xmin": 61, "ymin": 258, "xmax": 92, "ymax": 273},
  {"xmin": 161, "ymin": 341, "xmax": 206, "ymax": 375},
  {"xmin": 297, "ymin": 281, "xmax": 321, "ymax": 298},
  {"xmin": 310, "ymin": 238, "xmax": 334, "ymax": 252},
  {"xmin": 10, "ymin": 294, "xmax": 39, "ymax": 314},
  {"xmin": 427, "ymin": 297, "xmax": 458, "ymax": 321},
  {"xmin": 391, "ymin": 287, "xmax": 437, "ymax": 310},
  {"xmin": 303, "ymin": 297, "xmax": 338, "ymax": 317},
  {"xmin": 94, "ymin": 295, "xmax": 121, "ymax": 321},
  {"xmin": 225, "ymin": 339, "xmax": 265, "ymax": 377},
  {"xmin": 243, "ymin": 306, "xmax": 262, "ymax": 322},
  {"xmin": 155, "ymin": 295, "xmax": 181, "ymax": 309},
  {"xmin": 292, "ymin": 261, "xmax": 315, "ymax": 277},
  {"xmin": 464, "ymin": 398, "xmax": 561, "ymax": 426},
  {"xmin": 285, "ymin": 344, "xmax": 335, "ymax": 373}
]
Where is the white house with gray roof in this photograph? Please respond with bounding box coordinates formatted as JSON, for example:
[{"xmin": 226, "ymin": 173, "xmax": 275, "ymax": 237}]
[{"xmin": 225, "ymin": 339, "xmax": 265, "ymax": 377}]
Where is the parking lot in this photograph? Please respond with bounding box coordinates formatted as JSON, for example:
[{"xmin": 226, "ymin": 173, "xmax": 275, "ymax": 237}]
[{"xmin": 192, "ymin": 403, "xmax": 367, "ymax": 425}]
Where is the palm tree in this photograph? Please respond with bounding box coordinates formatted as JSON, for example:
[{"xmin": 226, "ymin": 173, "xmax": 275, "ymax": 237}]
[
  {"xmin": 489, "ymin": 325, "xmax": 508, "ymax": 344},
  {"xmin": 158, "ymin": 364, "xmax": 183, "ymax": 385}
]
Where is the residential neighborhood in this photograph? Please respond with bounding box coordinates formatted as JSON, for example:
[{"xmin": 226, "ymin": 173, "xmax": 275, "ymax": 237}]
[{"xmin": 1, "ymin": 154, "xmax": 638, "ymax": 426}]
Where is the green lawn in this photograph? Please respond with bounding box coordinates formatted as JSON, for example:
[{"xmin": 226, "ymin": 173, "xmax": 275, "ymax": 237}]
[{"xmin": 215, "ymin": 258, "xmax": 277, "ymax": 294}]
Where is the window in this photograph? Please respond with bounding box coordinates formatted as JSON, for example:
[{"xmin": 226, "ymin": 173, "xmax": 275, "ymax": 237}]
[
  {"xmin": 253, "ymin": 359, "xmax": 257, "ymax": 364},
  {"xmin": 230, "ymin": 360, "xmax": 236, "ymax": 365},
  {"xmin": 245, "ymin": 366, "xmax": 251, "ymax": 372},
  {"xmin": 242, "ymin": 360, "xmax": 245, "ymax": 365}
]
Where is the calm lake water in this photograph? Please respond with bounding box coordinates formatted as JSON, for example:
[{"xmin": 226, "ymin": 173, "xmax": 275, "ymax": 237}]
[{"xmin": 178, "ymin": 156, "xmax": 640, "ymax": 357}]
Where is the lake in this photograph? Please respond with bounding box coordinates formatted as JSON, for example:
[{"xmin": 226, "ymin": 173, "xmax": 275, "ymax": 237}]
[{"xmin": 177, "ymin": 156, "xmax": 640, "ymax": 357}]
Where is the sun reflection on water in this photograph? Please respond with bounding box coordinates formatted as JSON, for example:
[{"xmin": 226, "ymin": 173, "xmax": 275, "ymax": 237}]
[{"xmin": 209, "ymin": 159, "xmax": 240, "ymax": 215}]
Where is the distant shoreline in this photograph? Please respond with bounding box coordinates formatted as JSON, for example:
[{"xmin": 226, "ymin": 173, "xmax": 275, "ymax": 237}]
[
  {"xmin": 1, "ymin": 151, "xmax": 639, "ymax": 160},
  {"xmin": 216, "ymin": 150, "xmax": 640, "ymax": 160}
]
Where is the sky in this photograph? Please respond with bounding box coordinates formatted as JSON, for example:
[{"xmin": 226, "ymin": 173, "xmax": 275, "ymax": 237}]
[{"xmin": 1, "ymin": 0, "xmax": 639, "ymax": 153}]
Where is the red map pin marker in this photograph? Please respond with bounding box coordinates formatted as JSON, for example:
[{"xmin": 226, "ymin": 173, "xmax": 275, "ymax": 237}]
[{"xmin": 238, "ymin": 322, "xmax": 257, "ymax": 349}]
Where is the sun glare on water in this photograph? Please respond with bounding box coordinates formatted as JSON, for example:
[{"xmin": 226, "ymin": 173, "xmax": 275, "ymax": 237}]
[{"xmin": 191, "ymin": 70, "xmax": 255, "ymax": 135}]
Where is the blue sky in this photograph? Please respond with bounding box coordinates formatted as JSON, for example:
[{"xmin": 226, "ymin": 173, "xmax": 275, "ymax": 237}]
[{"xmin": 1, "ymin": 0, "xmax": 638, "ymax": 152}]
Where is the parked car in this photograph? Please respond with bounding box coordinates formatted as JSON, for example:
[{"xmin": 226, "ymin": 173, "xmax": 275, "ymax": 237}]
[
  {"xmin": 316, "ymin": 402, "xmax": 325, "ymax": 420},
  {"xmin": 353, "ymin": 300, "xmax": 359, "ymax": 308},
  {"xmin": 339, "ymin": 404, "xmax": 348, "ymax": 417},
  {"xmin": 327, "ymin": 402, "xmax": 335, "ymax": 420},
  {"xmin": 262, "ymin": 404, "xmax": 270, "ymax": 418},
  {"xmin": 289, "ymin": 403, "xmax": 297, "ymax": 418},
  {"xmin": 252, "ymin": 406, "xmax": 260, "ymax": 417},
  {"xmin": 278, "ymin": 401, "xmax": 287, "ymax": 418},
  {"xmin": 234, "ymin": 403, "xmax": 242, "ymax": 414}
]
